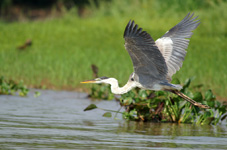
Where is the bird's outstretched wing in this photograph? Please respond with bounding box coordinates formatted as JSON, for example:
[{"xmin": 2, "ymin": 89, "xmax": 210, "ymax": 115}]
[
  {"xmin": 155, "ymin": 13, "xmax": 200, "ymax": 81},
  {"xmin": 124, "ymin": 20, "xmax": 168, "ymax": 85}
]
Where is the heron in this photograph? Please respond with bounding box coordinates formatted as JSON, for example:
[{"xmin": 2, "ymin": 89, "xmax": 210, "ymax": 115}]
[{"xmin": 81, "ymin": 13, "xmax": 210, "ymax": 109}]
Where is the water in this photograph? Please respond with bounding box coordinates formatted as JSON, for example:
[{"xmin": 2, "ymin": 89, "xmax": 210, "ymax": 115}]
[{"xmin": 0, "ymin": 90, "xmax": 226, "ymax": 150}]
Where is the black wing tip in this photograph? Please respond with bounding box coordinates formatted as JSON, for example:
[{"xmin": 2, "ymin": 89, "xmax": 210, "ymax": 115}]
[
  {"xmin": 184, "ymin": 12, "xmax": 200, "ymax": 23},
  {"xmin": 124, "ymin": 19, "xmax": 134, "ymax": 37},
  {"xmin": 124, "ymin": 20, "xmax": 140, "ymax": 37},
  {"xmin": 124, "ymin": 20, "xmax": 152, "ymax": 40}
]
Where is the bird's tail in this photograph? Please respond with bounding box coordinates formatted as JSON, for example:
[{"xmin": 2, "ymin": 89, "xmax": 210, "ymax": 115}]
[{"xmin": 168, "ymin": 90, "xmax": 210, "ymax": 109}]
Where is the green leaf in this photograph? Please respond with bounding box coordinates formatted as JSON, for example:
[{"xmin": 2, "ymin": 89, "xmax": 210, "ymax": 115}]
[
  {"xmin": 155, "ymin": 91, "xmax": 165, "ymax": 96},
  {"xmin": 207, "ymin": 100, "xmax": 215, "ymax": 108},
  {"xmin": 215, "ymin": 101, "xmax": 221, "ymax": 108},
  {"xmin": 218, "ymin": 105, "xmax": 227, "ymax": 114},
  {"xmin": 138, "ymin": 90, "xmax": 148, "ymax": 99},
  {"xmin": 122, "ymin": 97, "xmax": 133, "ymax": 105},
  {"xmin": 84, "ymin": 104, "xmax": 97, "ymax": 111},
  {"xmin": 183, "ymin": 78, "xmax": 191, "ymax": 89},
  {"xmin": 193, "ymin": 92, "xmax": 203, "ymax": 102},
  {"xmin": 103, "ymin": 112, "xmax": 112, "ymax": 117},
  {"xmin": 205, "ymin": 90, "xmax": 216, "ymax": 101},
  {"xmin": 203, "ymin": 111, "xmax": 212, "ymax": 118}
]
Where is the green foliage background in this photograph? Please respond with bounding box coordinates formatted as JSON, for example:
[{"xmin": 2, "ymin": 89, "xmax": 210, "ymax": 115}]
[{"xmin": 0, "ymin": 0, "xmax": 226, "ymax": 98}]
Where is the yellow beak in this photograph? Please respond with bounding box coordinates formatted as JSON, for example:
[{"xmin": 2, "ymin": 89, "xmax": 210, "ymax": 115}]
[{"xmin": 80, "ymin": 80, "xmax": 97, "ymax": 84}]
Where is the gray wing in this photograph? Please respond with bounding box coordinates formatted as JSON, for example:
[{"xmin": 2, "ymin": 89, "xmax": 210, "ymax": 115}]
[
  {"xmin": 155, "ymin": 13, "xmax": 200, "ymax": 81},
  {"xmin": 124, "ymin": 20, "xmax": 168, "ymax": 85}
]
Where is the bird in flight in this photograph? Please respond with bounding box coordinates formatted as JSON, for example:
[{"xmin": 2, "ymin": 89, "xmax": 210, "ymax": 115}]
[{"xmin": 81, "ymin": 13, "xmax": 210, "ymax": 109}]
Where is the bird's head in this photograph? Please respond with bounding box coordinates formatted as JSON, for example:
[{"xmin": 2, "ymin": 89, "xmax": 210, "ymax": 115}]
[{"xmin": 81, "ymin": 76, "xmax": 118, "ymax": 85}]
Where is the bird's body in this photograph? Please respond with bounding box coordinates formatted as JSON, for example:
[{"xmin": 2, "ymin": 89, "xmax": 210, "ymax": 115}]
[{"xmin": 82, "ymin": 13, "xmax": 210, "ymax": 109}]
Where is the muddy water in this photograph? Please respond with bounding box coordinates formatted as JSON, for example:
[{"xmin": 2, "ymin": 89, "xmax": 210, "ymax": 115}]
[{"xmin": 0, "ymin": 90, "xmax": 226, "ymax": 149}]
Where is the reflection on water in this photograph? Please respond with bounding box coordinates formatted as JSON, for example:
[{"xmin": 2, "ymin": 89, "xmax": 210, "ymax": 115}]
[{"xmin": 0, "ymin": 89, "xmax": 226, "ymax": 150}]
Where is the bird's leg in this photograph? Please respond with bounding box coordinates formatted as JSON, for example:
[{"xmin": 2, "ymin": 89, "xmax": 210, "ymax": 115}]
[{"xmin": 166, "ymin": 90, "xmax": 210, "ymax": 109}]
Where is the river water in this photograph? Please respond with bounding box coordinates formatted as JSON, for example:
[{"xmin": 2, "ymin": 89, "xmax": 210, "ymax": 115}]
[{"xmin": 0, "ymin": 89, "xmax": 226, "ymax": 150}]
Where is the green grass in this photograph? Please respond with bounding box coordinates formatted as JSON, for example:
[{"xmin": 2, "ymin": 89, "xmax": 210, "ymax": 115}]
[{"xmin": 0, "ymin": 0, "xmax": 226, "ymax": 98}]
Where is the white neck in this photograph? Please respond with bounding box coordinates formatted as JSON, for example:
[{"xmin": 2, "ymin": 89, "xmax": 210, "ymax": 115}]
[{"xmin": 109, "ymin": 80, "xmax": 136, "ymax": 95}]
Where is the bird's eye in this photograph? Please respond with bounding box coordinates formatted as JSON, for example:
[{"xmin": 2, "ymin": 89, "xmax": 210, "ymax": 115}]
[{"xmin": 131, "ymin": 78, "xmax": 134, "ymax": 81}]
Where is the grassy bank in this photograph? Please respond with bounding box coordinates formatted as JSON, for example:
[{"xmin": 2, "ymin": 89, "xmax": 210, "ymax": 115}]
[{"xmin": 0, "ymin": 0, "xmax": 226, "ymax": 98}]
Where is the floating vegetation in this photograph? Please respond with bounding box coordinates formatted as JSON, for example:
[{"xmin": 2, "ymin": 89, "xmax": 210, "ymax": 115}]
[
  {"xmin": 0, "ymin": 76, "xmax": 29, "ymax": 96},
  {"xmin": 84, "ymin": 77, "xmax": 227, "ymax": 125},
  {"xmin": 89, "ymin": 84, "xmax": 115, "ymax": 100}
]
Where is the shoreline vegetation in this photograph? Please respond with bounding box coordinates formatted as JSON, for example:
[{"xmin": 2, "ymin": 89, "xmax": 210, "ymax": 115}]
[
  {"xmin": 0, "ymin": 0, "xmax": 226, "ymax": 100},
  {"xmin": 84, "ymin": 65, "xmax": 227, "ymax": 125}
]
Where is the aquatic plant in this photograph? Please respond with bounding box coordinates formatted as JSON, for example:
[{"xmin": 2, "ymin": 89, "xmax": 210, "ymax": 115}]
[
  {"xmin": 0, "ymin": 76, "xmax": 29, "ymax": 96},
  {"xmin": 84, "ymin": 78, "xmax": 227, "ymax": 125},
  {"xmin": 89, "ymin": 84, "xmax": 115, "ymax": 100}
]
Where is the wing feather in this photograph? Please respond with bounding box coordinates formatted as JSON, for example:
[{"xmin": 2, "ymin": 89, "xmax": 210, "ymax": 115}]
[
  {"xmin": 124, "ymin": 20, "xmax": 168, "ymax": 86},
  {"xmin": 155, "ymin": 13, "xmax": 200, "ymax": 81}
]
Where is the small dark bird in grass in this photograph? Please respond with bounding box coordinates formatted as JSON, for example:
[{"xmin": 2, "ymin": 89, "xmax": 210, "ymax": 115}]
[{"xmin": 17, "ymin": 39, "xmax": 32, "ymax": 50}]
